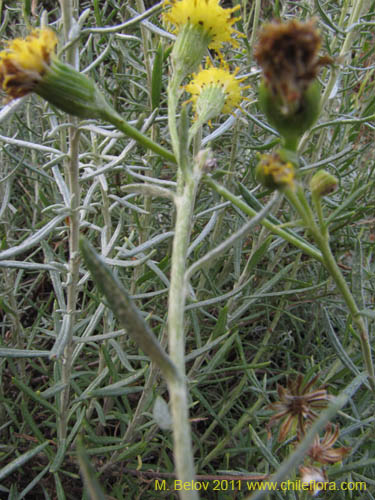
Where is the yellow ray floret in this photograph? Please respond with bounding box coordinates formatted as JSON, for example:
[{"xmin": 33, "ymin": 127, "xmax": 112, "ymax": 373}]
[
  {"xmin": 163, "ymin": 0, "xmax": 243, "ymax": 51},
  {"xmin": 256, "ymin": 153, "xmax": 295, "ymax": 189},
  {"xmin": 185, "ymin": 62, "xmax": 247, "ymax": 114},
  {"xmin": 0, "ymin": 29, "xmax": 57, "ymax": 99}
]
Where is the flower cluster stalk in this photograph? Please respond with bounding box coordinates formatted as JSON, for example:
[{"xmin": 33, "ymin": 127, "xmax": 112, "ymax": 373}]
[
  {"xmin": 283, "ymin": 185, "xmax": 375, "ymax": 393},
  {"xmin": 204, "ymin": 176, "xmax": 323, "ymax": 262},
  {"xmin": 253, "ymin": 16, "xmax": 375, "ymax": 392}
]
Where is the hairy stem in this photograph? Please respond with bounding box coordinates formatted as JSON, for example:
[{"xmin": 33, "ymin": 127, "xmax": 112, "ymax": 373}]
[{"xmin": 167, "ymin": 165, "xmax": 202, "ymax": 500}]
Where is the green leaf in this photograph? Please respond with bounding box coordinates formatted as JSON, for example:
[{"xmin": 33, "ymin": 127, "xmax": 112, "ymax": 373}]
[
  {"xmin": 0, "ymin": 442, "xmax": 49, "ymax": 481},
  {"xmin": 153, "ymin": 395, "xmax": 172, "ymax": 430},
  {"xmin": 151, "ymin": 43, "xmax": 163, "ymax": 110},
  {"xmin": 77, "ymin": 437, "xmax": 107, "ymax": 500}
]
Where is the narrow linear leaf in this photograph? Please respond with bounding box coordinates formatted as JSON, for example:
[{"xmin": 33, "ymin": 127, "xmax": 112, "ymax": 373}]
[
  {"xmin": 324, "ymin": 308, "xmax": 361, "ymax": 378},
  {"xmin": 12, "ymin": 378, "xmax": 57, "ymax": 415},
  {"xmin": 80, "ymin": 238, "xmax": 178, "ymax": 382},
  {"xmin": 0, "ymin": 442, "xmax": 49, "ymax": 481},
  {"xmin": 0, "ymin": 348, "xmax": 50, "ymax": 358},
  {"xmin": 77, "ymin": 437, "xmax": 107, "ymax": 500},
  {"xmin": 0, "ymin": 214, "xmax": 66, "ymax": 261},
  {"xmin": 151, "ymin": 42, "xmax": 163, "ymax": 110}
]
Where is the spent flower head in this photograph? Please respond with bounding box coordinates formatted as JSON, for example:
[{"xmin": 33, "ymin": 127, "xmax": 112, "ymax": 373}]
[
  {"xmin": 267, "ymin": 374, "xmax": 329, "ymax": 442},
  {"xmin": 254, "ymin": 19, "xmax": 332, "ymax": 149},
  {"xmin": 307, "ymin": 424, "xmax": 350, "ymax": 465},
  {"xmin": 254, "ymin": 19, "xmax": 330, "ymax": 111},
  {"xmin": 185, "ymin": 59, "xmax": 248, "ymax": 125}
]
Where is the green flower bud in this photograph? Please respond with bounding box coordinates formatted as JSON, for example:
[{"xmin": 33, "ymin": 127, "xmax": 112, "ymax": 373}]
[
  {"xmin": 255, "ymin": 152, "xmax": 295, "ymax": 190},
  {"xmin": 258, "ymin": 79, "xmax": 321, "ymax": 149},
  {"xmin": 195, "ymin": 85, "xmax": 226, "ymax": 125},
  {"xmin": 309, "ymin": 170, "xmax": 338, "ymax": 197},
  {"xmin": 169, "ymin": 23, "xmax": 211, "ymax": 83}
]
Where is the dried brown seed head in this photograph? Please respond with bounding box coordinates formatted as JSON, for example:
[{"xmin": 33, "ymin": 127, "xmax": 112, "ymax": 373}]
[{"xmin": 254, "ymin": 19, "xmax": 332, "ymax": 112}]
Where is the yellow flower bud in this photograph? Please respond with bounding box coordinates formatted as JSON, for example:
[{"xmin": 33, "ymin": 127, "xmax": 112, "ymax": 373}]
[{"xmin": 255, "ymin": 152, "xmax": 295, "ymax": 190}]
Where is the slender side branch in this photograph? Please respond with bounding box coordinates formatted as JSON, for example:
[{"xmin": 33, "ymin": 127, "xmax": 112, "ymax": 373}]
[
  {"xmin": 204, "ymin": 175, "xmax": 323, "ymax": 262},
  {"xmin": 284, "ymin": 187, "xmax": 375, "ymax": 393},
  {"xmin": 100, "ymin": 108, "xmax": 176, "ymax": 164}
]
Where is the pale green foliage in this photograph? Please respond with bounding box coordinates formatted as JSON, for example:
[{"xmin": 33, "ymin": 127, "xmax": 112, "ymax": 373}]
[{"xmin": 0, "ymin": 1, "xmax": 375, "ymax": 499}]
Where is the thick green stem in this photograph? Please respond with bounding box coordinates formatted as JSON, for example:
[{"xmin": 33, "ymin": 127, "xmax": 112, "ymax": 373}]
[{"xmin": 318, "ymin": 238, "xmax": 375, "ymax": 391}]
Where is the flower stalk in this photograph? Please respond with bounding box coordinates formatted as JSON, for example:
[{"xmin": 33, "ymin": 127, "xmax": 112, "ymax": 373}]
[
  {"xmin": 204, "ymin": 175, "xmax": 323, "ymax": 263},
  {"xmin": 283, "ymin": 183, "xmax": 375, "ymax": 393},
  {"xmin": 161, "ymin": 0, "xmax": 247, "ymax": 487},
  {"xmin": 166, "ymin": 75, "xmax": 209, "ymax": 500},
  {"xmin": 0, "ymin": 28, "xmax": 176, "ymax": 164},
  {"xmin": 254, "ymin": 17, "xmax": 375, "ymax": 393}
]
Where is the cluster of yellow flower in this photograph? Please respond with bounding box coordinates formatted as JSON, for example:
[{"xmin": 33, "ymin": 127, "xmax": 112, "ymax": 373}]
[
  {"xmin": 163, "ymin": 0, "xmax": 248, "ymax": 124},
  {"xmin": 0, "ymin": 0, "xmax": 248, "ymax": 126}
]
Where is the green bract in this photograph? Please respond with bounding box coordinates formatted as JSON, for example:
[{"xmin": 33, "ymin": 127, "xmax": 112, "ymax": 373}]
[
  {"xmin": 258, "ymin": 80, "xmax": 321, "ymax": 150},
  {"xmin": 310, "ymin": 170, "xmax": 338, "ymax": 197}
]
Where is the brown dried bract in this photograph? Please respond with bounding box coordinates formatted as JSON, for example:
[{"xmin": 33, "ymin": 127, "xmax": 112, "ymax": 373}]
[
  {"xmin": 307, "ymin": 424, "xmax": 350, "ymax": 464},
  {"xmin": 254, "ymin": 19, "xmax": 332, "ymax": 107},
  {"xmin": 266, "ymin": 374, "xmax": 330, "ymax": 442}
]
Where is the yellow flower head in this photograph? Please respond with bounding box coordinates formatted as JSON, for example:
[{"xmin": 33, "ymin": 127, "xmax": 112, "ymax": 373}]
[
  {"xmin": 0, "ymin": 29, "xmax": 57, "ymax": 99},
  {"xmin": 185, "ymin": 61, "xmax": 246, "ymax": 116},
  {"xmin": 256, "ymin": 152, "xmax": 295, "ymax": 190},
  {"xmin": 163, "ymin": 0, "xmax": 242, "ymax": 52}
]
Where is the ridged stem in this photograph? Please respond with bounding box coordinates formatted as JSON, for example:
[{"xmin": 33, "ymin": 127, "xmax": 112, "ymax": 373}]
[{"xmin": 284, "ymin": 186, "xmax": 375, "ymax": 392}]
